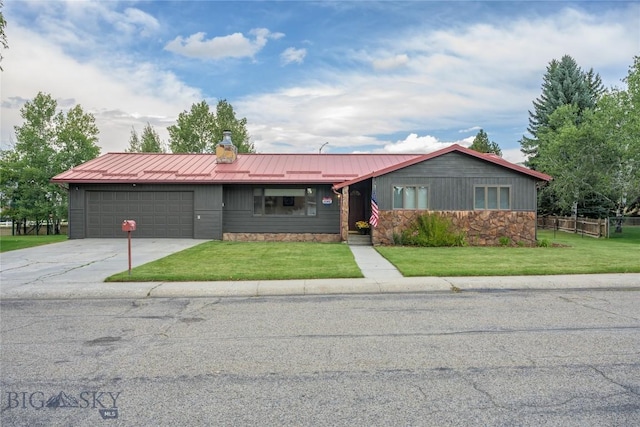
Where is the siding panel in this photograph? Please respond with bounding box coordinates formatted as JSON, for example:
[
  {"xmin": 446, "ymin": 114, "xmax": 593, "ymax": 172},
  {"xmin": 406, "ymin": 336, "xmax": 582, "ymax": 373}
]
[
  {"xmin": 376, "ymin": 152, "xmax": 538, "ymax": 211},
  {"xmin": 223, "ymin": 184, "xmax": 340, "ymax": 233}
]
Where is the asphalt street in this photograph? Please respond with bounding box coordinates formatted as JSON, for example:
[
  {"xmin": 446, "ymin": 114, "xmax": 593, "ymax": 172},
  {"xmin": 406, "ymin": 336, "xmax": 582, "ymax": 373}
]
[{"xmin": 1, "ymin": 292, "xmax": 639, "ymax": 426}]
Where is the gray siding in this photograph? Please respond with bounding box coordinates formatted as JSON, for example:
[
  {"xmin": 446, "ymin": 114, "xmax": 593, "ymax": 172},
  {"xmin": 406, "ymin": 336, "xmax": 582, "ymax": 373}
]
[
  {"xmin": 375, "ymin": 152, "xmax": 539, "ymax": 211},
  {"xmin": 69, "ymin": 183, "xmax": 222, "ymax": 239},
  {"xmin": 223, "ymin": 184, "xmax": 340, "ymax": 233}
]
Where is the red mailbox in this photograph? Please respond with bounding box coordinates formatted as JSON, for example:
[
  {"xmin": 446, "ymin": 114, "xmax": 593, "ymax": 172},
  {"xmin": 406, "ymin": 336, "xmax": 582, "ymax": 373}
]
[{"xmin": 121, "ymin": 220, "xmax": 137, "ymax": 232}]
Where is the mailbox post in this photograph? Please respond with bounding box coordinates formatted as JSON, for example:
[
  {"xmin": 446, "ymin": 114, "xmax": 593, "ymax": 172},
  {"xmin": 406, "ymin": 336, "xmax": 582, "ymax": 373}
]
[{"xmin": 121, "ymin": 220, "xmax": 137, "ymax": 276}]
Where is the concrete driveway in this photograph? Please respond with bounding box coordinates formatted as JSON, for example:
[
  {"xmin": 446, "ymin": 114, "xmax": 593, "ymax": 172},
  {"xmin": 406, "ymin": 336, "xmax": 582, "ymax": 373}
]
[{"xmin": 0, "ymin": 238, "xmax": 207, "ymax": 295}]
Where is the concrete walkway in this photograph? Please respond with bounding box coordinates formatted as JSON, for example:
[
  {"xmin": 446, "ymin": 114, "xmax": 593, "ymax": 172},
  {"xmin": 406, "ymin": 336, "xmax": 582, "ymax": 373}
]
[
  {"xmin": 1, "ymin": 239, "xmax": 639, "ymax": 300},
  {"xmin": 348, "ymin": 245, "xmax": 404, "ymax": 280}
]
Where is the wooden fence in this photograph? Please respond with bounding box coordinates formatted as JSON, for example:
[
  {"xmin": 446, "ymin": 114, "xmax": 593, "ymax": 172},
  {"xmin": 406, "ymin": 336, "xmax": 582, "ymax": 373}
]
[{"xmin": 537, "ymin": 216, "xmax": 608, "ymax": 238}]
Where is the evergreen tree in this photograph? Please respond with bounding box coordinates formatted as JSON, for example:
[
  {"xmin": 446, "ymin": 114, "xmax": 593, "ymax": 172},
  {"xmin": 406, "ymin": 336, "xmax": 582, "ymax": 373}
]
[
  {"xmin": 521, "ymin": 55, "xmax": 604, "ymax": 169},
  {"xmin": 469, "ymin": 129, "xmax": 502, "ymax": 156}
]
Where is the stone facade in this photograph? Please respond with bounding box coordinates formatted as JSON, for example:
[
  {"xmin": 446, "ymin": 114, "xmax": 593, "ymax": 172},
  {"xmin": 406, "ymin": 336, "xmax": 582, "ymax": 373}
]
[
  {"xmin": 223, "ymin": 232, "xmax": 341, "ymax": 243},
  {"xmin": 372, "ymin": 210, "xmax": 538, "ymax": 246},
  {"xmin": 340, "ymin": 186, "xmax": 350, "ymax": 242}
]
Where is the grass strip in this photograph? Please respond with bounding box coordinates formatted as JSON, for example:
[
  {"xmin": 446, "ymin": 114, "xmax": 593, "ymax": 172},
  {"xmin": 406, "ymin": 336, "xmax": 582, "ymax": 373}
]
[
  {"xmin": 106, "ymin": 241, "xmax": 363, "ymax": 282},
  {"xmin": 0, "ymin": 234, "xmax": 68, "ymax": 252},
  {"xmin": 376, "ymin": 228, "xmax": 640, "ymax": 277}
]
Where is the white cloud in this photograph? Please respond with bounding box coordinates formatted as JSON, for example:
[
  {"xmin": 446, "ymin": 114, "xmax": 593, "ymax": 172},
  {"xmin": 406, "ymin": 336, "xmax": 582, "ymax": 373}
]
[
  {"xmin": 2, "ymin": 2, "xmax": 637, "ymax": 162},
  {"xmin": 381, "ymin": 134, "xmax": 473, "ymax": 154},
  {"xmin": 116, "ymin": 8, "xmax": 161, "ymax": 37},
  {"xmin": 459, "ymin": 126, "xmax": 482, "ymax": 133},
  {"xmin": 165, "ymin": 28, "xmax": 283, "ymax": 60},
  {"xmin": 372, "ymin": 54, "xmax": 409, "ymax": 71},
  {"xmin": 1, "ymin": 24, "xmax": 201, "ymax": 153},
  {"xmin": 281, "ymin": 47, "xmax": 307, "ymax": 65},
  {"xmin": 239, "ymin": 5, "xmax": 637, "ymax": 154}
]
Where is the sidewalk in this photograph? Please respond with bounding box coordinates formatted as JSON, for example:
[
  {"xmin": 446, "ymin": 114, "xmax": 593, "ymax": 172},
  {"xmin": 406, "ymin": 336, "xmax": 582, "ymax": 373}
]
[{"xmin": 1, "ymin": 239, "xmax": 638, "ymax": 300}]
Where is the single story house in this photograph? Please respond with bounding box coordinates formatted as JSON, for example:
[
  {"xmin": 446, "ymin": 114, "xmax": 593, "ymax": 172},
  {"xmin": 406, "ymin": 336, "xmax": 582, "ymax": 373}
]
[{"xmin": 51, "ymin": 133, "xmax": 551, "ymax": 245}]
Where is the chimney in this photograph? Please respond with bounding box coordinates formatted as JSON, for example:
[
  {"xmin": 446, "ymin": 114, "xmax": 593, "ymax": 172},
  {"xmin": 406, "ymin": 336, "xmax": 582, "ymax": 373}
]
[{"xmin": 215, "ymin": 130, "xmax": 237, "ymax": 163}]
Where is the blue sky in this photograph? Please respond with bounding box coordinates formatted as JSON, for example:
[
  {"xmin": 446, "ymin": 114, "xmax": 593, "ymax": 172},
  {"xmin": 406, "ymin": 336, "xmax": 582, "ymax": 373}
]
[{"xmin": 1, "ymin": 1, "xmax": 638, "ymax": 163}]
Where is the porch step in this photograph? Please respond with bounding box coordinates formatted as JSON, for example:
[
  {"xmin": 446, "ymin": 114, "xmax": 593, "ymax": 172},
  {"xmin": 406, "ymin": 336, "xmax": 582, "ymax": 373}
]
[{"xmin": 347, "ymin": 233, "xmax": 372, "ymax": 246}]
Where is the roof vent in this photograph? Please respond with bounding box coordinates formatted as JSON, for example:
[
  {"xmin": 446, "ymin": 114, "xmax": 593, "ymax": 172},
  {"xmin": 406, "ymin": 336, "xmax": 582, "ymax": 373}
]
[{"xmin": 215, "ymin": 130, "xmax": 237, "ymax": 164}]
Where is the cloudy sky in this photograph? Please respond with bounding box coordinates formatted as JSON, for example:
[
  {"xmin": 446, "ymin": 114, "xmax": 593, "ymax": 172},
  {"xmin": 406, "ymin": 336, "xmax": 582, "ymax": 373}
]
[{"xmin": 1, "ymin": 1, "xmax": 638, "ymax": 163}]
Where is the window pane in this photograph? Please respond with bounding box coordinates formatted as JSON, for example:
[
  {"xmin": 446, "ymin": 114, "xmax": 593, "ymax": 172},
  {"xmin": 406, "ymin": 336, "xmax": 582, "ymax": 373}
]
[
  {"xmin": 500, "ymin": 187, "xmax": 510, "ymax": 210},
  {"xmin": 393, "ymin": 186, "xmax": 404, "ymax": 209},
  {"xmin": 487, "ymin": 187, "xmax": 498, "ymax": 209},
  {"xmin": 264, "ymin": 196, "xmax": 278, "ymax": 215},
  {"xmin": 404, "ymin": 187, "xmax": 416, "ymax": 209},
  {"xmin": 417, "ymin": 187, "xmax": 428, "ymax": 209},
  {"xmin": 306, "ymin": 187, "xmax": 316, "ymax": 216},
  {"xmin": 253, "ymin": 188, "xmax": 263, "ymax": 215},
  {"xmin": 475, "ymin": 187, "xmax": 485, "ymax": 209}
]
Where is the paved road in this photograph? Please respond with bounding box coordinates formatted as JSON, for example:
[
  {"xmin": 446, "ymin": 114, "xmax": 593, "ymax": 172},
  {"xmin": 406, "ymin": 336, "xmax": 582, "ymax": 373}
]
[{"xmin": 2, "ymin": 291, "xmax": 639, "ymax": 426}]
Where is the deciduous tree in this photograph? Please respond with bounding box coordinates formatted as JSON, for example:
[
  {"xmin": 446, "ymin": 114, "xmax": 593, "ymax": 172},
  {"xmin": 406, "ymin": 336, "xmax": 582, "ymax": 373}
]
[
  {"xmin": 168, "ymin": 99, "xmax": 253, "ymax": 153},
  {"xmin": 126, "ymin": 123, "xmax": 165, "ymax": 153},
  {"xmin": 535, "ymin": 56, "xmax": 640, "ymax": 218},
  {"xmin": 0, "ymin": 92, "xmax": 100, "ymax": 234},
  {"xmin": 0, "ymin": 0, "xmax": 8, "ymax": 71}
]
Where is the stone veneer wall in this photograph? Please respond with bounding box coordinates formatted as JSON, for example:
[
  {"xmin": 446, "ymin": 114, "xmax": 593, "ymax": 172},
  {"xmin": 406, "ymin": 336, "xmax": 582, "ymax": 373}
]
[
  {"xmin": 340, "ymin": 186, "xmax": 350, "ymax": 242},
  {"xmin": 223, "ymin": 232, "xmax": 341, "ymax": 243},
  {"xmin": 372, "ymin": 210, "xmax": 537, "ymax": 246}
]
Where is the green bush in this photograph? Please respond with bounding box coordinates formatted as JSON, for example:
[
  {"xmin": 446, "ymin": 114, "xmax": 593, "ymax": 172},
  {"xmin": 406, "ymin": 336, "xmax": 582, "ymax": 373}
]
[
  {"xmin": 398, "ymin": 213, "xmax": 467, "ymax": 247},
  {"xmin": 537, "ymin": 238, "xmax": 551, "ymax": 247},
  {"xmin": 499, "ymin": 236, "xmax": 511, "ymax": 246}
]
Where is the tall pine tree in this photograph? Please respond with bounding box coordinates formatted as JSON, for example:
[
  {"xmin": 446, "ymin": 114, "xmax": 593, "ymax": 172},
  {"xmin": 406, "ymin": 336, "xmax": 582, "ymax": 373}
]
[{"xmin": 521, "ymin": 55, "xmax": 604, "ymax": 169}]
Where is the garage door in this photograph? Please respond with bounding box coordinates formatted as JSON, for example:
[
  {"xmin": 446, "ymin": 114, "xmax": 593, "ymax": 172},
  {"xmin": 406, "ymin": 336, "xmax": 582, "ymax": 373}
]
[{"xmin": 86, "ymin": 191, "xmax": 194, "ymax": 238}]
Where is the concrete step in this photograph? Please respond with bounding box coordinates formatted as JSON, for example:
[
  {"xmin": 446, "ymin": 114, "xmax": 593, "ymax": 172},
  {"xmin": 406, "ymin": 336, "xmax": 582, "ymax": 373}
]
[{"xmin": 347, "ymin": 233, "xmax": 372, "ymax": 246}]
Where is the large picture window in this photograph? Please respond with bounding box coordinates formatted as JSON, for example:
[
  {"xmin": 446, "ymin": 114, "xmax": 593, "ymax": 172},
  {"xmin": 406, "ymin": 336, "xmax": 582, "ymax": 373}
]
[
  {"xmin": 393, "ymin": 186, "xmax": 428, "ymax": 209},
  {"xmin": 254, "ymin": 188, "xmax": 317, "ymax": 216},
  {"xmin": 474, "ymin": 186, "xmax": 510, "ymax": 210}
]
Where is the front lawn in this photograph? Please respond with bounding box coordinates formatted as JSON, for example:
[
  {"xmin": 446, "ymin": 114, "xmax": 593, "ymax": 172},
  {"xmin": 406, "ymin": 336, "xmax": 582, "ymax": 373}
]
[
  {"xmin": 0, "ymin": 234, "xmax": 68, "ymax": 252},
  {"xmin": 106, "ymin": 241, "xmax": 363, "ymax": 282},
  {"xmin": 376, "ymin": 228, "xmax": 640, "ymax": 277}
]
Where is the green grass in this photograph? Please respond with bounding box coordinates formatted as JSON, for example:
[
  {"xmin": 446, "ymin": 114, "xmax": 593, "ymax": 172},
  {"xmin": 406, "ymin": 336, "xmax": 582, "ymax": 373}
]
[
  {"xmin": 376, "ymin": 228, "xmax": 640, "ymax": 277},
  {"xmin": 106, "ymin": 241, "xmax": 363, "ymax": 282},
  {"xmin": 0, "ymin": 234, "xmax": 68, "ymax": 252}
]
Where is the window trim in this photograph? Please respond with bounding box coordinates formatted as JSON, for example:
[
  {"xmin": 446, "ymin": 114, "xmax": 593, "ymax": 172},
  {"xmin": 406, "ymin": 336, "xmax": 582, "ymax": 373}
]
[
  {"xmin": 392, "ymin": 185, "xmax": 429, "ymax": 210},
  {"xmin": 474, "ymin": 185, "xmax": 511, "ymax": 210}
]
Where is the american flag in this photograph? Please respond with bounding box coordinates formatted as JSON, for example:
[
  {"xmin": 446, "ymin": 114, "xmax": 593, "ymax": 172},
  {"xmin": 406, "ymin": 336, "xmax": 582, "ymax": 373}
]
[{"xmin": 369, "ymin": 190, "xmax": 379, "ymax": 228}]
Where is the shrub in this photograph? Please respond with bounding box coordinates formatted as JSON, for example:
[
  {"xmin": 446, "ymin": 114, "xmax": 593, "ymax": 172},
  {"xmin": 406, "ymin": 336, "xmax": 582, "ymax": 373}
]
[
  {"xmin": 537, "ymin": 238, "xmax": 550, "ymax": 247},
  {"xmin": 398, "ymin": 213, "xmax": 467, "ymax": 247},
  {"xmin": 499, "ymin": 236, "xmax": 511, "ymax": 246}
]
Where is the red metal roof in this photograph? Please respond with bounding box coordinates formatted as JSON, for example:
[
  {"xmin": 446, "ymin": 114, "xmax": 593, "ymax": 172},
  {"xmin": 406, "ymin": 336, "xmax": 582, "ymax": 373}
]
[
  {"xmin": 51, "ymin": 152, "xmax": 422, "ymax": 185},
  {"xmin": 51, "ymin": 145, "xmax": 551, "ymax": 186}
]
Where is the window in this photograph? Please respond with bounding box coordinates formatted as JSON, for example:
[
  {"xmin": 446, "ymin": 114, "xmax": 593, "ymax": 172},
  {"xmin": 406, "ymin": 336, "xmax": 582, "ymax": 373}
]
[
  {"xmin": 393, "ymin": 186, "xmax": 428, "ymax": 209},
  {"xmin": 253, "ymin": 188, "xmax": 316, "ymax": 216},
  {"xmin": 474, "ymin": 186, "xmax": 510, "ymax": 210}
]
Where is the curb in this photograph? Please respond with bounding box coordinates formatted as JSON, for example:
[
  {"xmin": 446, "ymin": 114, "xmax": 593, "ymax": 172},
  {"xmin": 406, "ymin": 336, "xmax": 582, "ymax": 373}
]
[{"xmin": 2, "ymin": 274, "xmax": 639, "ymax": 300}]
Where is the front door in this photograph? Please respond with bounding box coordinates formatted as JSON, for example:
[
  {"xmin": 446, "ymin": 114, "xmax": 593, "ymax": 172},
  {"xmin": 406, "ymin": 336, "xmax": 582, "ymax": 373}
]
[{"xmin": 348, "ymin": 189, "xmax": 364, "ymax": 231}]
